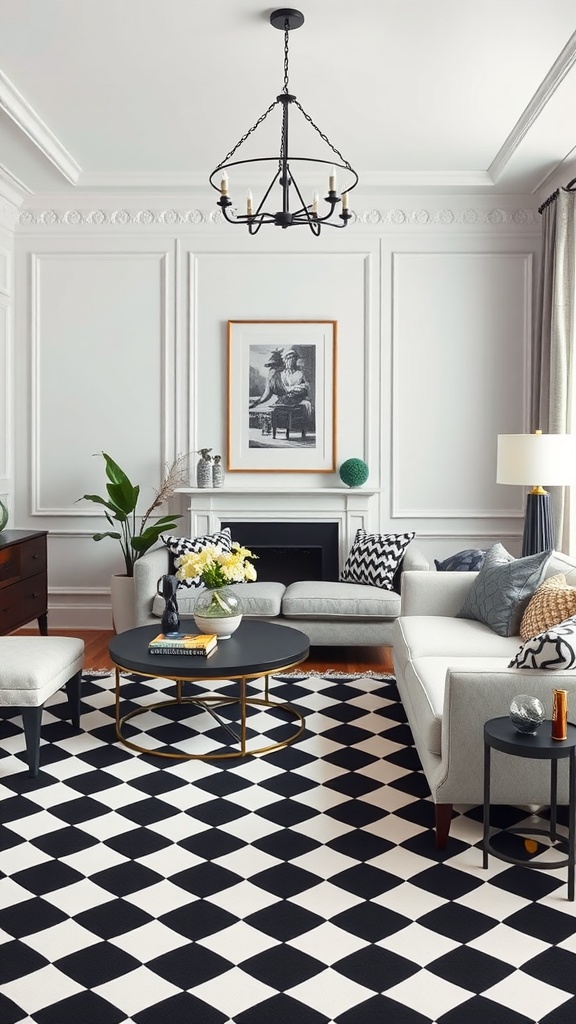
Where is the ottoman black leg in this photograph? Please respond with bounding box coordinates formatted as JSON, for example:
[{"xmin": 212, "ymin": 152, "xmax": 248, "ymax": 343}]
[
  {"xmin": 65, "ymin": 670, "xmax": 82, "ymax": 729},
  {"xmin": 21, "ymin": 706, "xmax": 43, "ymax": 778}
]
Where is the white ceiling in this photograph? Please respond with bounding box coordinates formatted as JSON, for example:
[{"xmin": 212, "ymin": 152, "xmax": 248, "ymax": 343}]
[{"xmin": 1, "ymin": 0, "xmax": 576, "ymax": 201}]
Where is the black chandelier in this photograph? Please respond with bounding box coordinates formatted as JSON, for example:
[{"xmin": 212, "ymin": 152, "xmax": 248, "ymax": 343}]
[{"xmin": 209, "ymin": 8, "xmax": 358, "ymax": 235}]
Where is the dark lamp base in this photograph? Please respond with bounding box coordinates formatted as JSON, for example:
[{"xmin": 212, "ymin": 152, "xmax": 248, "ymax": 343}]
[{"xmin": 521, "ymin": 491, "xmax": 554, "ymax": 557}]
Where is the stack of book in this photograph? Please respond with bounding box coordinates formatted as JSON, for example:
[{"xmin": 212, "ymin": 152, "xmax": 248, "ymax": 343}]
[{"xmin": 148, "ymin": 633, "xmax": 218, "ymax": 656}]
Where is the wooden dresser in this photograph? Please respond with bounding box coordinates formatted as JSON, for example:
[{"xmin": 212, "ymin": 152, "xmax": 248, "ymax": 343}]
[{"xmin": 0, "ymin": 530, "xmax": 48, "ymax": 635}]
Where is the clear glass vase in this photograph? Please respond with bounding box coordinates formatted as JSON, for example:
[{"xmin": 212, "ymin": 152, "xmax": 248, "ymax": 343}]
[{"xmin": 193, "ymin": 585, "xmax": 242, "ymax": 639}]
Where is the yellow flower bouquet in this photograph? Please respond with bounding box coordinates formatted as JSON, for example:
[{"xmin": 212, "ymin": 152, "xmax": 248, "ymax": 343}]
[{"xmin": 175, "ymin": 543, "xmax": 258, "ymax": 589}]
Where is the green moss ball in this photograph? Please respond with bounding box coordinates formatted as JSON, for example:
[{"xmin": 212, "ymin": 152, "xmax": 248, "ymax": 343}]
[{"xmin": 339, "ymin": 458, "xmax": 369, "ymax": 487}]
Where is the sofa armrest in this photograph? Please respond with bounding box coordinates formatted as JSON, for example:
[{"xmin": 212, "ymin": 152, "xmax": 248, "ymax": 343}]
[
  {"xmin": 400, "ymin": 569, "xmax": 477, "ymax": 616},
  {"xmin": 133, "ymin": 546, "xmax": 170, "ymax": 625},
  {"xmin": 436, "ymin": 666, "xmax": 576, "ymax": 804}
]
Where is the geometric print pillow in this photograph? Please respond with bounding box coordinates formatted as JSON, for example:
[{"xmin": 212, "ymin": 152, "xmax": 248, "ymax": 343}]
[
  {"xmin": 520, "ymin": 573, "xmax": 576, "ymax": 641},
  {"xmin": 340, "ymin": 529, "xmax": 415, "ymax": 591},
  {"xmin": 509, "ymin": 615, "xmax": 576, "ymax": 669},
  {"xmin": 161, "ymin": 528, "xmax": 232, "ymax": 588}
]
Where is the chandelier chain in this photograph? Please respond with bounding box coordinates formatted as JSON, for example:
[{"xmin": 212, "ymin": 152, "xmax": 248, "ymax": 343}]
[
  {"xmin": 293, "ymin": 100, "xmax": 353, "ymax": 171},
  {"xmin": 215, "ymin": 99, "xmax": 279, "ymax": 170},
  {"xmin": 283, "ymin": 25, "xmax": 290, "ymax": 93}
]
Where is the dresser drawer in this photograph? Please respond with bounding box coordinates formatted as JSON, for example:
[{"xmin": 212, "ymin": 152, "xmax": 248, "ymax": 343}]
[
  {"xmin": 0, "ymin": 546, "xmax": 21, "ymax": 588},
  {"xmin": 0, "ymin": 575, "xmax": 48, "ymax": 633},
  {"xmin": 21, "ymin": 536, "xmax": 47, "ymax": 578}
]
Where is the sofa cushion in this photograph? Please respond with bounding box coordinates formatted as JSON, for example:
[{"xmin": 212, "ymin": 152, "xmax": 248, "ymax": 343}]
[
  {"xmin": 340, "ymin": 529, "xmax": 415, "ymax": 591},
  {"xmin": 393, "ymin": 615, "xmax": 520, "ymax": 678},
  {"xmin": 152, "ymin": 581, "xmax": 286, "ymax": 619},
  {"xmin": 434, "ymin": 548, "xmax": 486, "ymax": 572},
  {"xmin": 509, "ymin": 616, "xmax": 576, "ymax": 670},
  {"xmin": 161, "ymin": 528, "xmax": 232, "ymax": 588},
  {"xmin": 520, "ymin": 573, "xmax": 576, "ymax": 640},
  {"xmin": 457, "ymin": 543, "xmax": 551, "ymax": 637},
  {"xmin": 282, "ymin": 580, "xmax": 401, "ymax": 620}
]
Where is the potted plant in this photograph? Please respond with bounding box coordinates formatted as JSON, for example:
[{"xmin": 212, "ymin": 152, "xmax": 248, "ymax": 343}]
[{"xmin": 79, "ymin": 452, "xmax": 190, "ymax": 632}]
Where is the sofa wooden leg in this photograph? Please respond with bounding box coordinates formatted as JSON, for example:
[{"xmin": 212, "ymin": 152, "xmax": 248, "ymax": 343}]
[{"xmin": 435, "ymin": 803, "xmax": 453, "ymax": 849}]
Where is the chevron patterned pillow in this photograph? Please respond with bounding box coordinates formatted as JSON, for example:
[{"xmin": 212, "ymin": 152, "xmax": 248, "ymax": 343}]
[
  {"xmin": 340, "ymin": 529, "xmax": 415, "ymax": 591},
  {"xmin": 509, "ymin": 615, "xmax": 576, "ymax": 669},
  {"xmin": 161, "ymin": 528, "xmax": 232, "ymax": 588}
]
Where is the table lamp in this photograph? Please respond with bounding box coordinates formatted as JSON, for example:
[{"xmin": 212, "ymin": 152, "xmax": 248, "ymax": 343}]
[{"xmin": 497, "ymin": 431, "xmax": 576, "ymax": 556}]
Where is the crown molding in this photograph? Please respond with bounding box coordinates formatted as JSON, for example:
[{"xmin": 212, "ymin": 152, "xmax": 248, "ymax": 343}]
[
  {"xmin": 0, "ymin": 162, "xmax": 31, "ymax": 206},
  {"xmin": 0, "ymin": 70, "xmax": 81, "ymax": 185},
  {"xmin": 489, "ymin": 29, "xmax": 576, "ymax": 184}
]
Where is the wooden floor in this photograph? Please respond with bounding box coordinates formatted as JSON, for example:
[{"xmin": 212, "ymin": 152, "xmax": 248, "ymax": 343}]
[{"xmin": 18, "ymin": 628, "xmax": 394, "ymax": 675}]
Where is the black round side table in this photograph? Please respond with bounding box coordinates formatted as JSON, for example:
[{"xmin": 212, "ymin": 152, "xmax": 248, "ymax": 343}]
[{"xmin": 483, "ymin": 717, "xmax": 576, "ymax": 901}]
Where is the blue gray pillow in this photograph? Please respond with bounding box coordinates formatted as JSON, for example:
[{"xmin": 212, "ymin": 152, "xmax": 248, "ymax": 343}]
[
  {"xmin": 435, "ymin": 548, "xmax": 486, "ymax": 572},
  {"xmin": 457, "ymin": 543, "xmax": 552, "ymax": 637}
]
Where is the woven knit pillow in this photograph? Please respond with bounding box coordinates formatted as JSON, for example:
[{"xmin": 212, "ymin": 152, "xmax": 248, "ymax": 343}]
[
  {"xmin": 340, "ymin": 529, "xmax": 415, "ymax": 591},
  {"xmin": 161, "ymin": 528, "xmax": 232, "ymax": 588},
  {"xmin": 509, "ymin": 615, "xmax": 576, "ymax": 670},
  {"xmin": 520, "ymin": 573, "xmax": 576, "ymax": 641}
]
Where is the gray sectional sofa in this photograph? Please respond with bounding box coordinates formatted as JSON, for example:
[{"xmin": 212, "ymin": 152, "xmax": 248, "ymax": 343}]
[
  {"xmin": 133, "ymin": 541, "xmax": 429, "ymax": 646},
  {"xmin": 393, "ymin": 549, "xmax": 576, "ymax": 849}
]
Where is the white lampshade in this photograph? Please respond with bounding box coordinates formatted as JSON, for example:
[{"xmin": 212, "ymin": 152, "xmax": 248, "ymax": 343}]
[{"xmin": 497, "ymin": 432, "xmax": 576, "ymax": 487}]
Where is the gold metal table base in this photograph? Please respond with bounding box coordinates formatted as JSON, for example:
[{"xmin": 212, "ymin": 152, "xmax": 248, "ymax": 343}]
[{"xmin": 114, "ymin": 667, "xmax": 305, "ymax": 760}]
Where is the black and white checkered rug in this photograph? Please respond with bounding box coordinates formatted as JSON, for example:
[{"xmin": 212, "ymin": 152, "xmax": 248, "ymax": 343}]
[{"xmin": 1, "ymin": 670, "xmax": 576, "ymax": 1024}]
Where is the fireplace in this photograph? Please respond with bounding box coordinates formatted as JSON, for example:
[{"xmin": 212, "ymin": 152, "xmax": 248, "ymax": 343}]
[{"xmin": 221, "ymin": 521, "xmax": 340, "ymax": 585}]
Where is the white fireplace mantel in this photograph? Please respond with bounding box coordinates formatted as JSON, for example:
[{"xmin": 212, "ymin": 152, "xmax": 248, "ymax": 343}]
[{"xmin": 175, "ymin": 487, "xmax": 378, "ymax": 567}]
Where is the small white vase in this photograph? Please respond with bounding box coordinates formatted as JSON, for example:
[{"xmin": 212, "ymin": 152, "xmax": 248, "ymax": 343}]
[{"xmin": 193, "ymin": 585, "xmax": 242, "ymax": 639}]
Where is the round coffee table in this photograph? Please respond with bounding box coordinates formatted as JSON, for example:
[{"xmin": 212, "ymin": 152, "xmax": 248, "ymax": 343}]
[{"xmin": 108, "ymin": 619, "xmax": 310, "ymax": 760}]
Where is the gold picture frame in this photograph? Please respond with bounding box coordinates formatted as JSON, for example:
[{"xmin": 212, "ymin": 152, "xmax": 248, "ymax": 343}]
[{"xmin": 227, "ymin": 320, "xmax": 337, "ymax": 472}]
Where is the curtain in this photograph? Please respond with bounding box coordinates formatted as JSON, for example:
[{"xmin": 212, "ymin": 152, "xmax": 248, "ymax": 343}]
[{"xmin": 532, "ymin": 189, "xmax": 576, "ymax": 553}]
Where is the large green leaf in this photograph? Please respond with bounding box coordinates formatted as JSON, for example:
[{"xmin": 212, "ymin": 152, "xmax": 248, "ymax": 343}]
[
  {"xmin": 107, "ymin": 481, "xmax": 139, "ymax": 515},
  {"xmin": 102, "ymin": 453, "xmax": 133, "ymax": 489},
  {"xmin": 92, "ymin": 531, "xmax": 122, "ymax": 542}
]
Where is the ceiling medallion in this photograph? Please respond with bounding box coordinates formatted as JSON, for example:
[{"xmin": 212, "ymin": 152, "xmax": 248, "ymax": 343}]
[{"xmin": 209, "ymin": 8, "xmax": 358, "ymax": 236}]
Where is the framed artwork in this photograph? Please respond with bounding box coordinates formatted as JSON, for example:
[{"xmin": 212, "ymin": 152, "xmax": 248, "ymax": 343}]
[{"xmin": 227, "ymin": 320, "xmax": 337, "ymax": 472}]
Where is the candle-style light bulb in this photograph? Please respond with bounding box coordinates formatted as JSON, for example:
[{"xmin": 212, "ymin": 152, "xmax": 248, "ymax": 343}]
[
  {"xmin": 312, "ymin": 190, "xmax": 319, "ymax": 215},
  {"xmin": 246, "ymin": 190, "xmax": 254, "ymax": 216},
  {"xmin": 342, "ymin": 191, "xmax": 349, "ymax": 210},
  {"xmin": 220, "ymin": 170, "xmax": 229, "ymax": 195},
  {"xmin": 329, "ymin": 165, "xmax": 336, "ymax": 192}
]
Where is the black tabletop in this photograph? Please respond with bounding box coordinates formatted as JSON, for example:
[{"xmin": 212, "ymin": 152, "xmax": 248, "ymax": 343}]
[
  {"xmin": 109, "ymin": 619, "xmax": 310, "ymax": 679},
  {"xmin": 485, "ymin": 717, "xmax": 576, "ymax": 759}
]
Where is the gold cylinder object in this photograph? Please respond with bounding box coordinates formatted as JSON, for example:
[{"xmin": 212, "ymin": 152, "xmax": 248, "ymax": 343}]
[{"xmin": 552, "ymin": 689, "xmax": 568, "ymax": 741}]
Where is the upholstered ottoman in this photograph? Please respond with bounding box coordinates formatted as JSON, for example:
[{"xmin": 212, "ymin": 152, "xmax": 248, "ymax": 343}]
[{"xmin": 0, "ymin": 636, "xmax": 84, "ymax": 777}]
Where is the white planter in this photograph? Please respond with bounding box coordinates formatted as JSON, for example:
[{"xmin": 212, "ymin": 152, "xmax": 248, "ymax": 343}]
[{"xmin": 110, "ymin": 574, "xmax": 136, "ymax": 634}]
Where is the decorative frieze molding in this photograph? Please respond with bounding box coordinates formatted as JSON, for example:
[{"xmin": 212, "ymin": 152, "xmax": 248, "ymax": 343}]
[{"xmin": 17, "ymin": 204, "xmax": 540, "ymax": 229}]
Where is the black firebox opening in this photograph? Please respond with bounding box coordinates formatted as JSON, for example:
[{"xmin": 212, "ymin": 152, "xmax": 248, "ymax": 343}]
[{"xmin": 221, "ymin": 521, "xmax": 340, "ymax": 586}]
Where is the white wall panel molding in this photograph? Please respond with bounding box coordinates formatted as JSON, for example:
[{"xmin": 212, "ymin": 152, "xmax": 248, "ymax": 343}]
[
  {"xmin": 0, "ymin": 247, "xmax": 12, "ymax": 295},
  {"xmin": 30, "ymin": 249, "xmax": 172, "ymax": 516},
  {"xmin": 0, "ymin": 301, "xmax": 11, "ymax": 481},
  {"xmin": 17, "ymin": 203, "xmax": 541, "ymax": 231},
  {"xmin": 189, "ymin": 248, "xmax": 375, "ymax": 488},
  {"xmin": 391, "ymin": 250, "xmax": 532, "ymax": 520}
]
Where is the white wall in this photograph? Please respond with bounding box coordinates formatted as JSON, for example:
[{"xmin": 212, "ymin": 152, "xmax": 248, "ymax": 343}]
[
  {"xmin": 0, "ymin": 216, "xmax": 14, "ymax": 522},
  {"xmin": 12, "ymin": 192, "xmax": 540, "ymax": 627}
]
